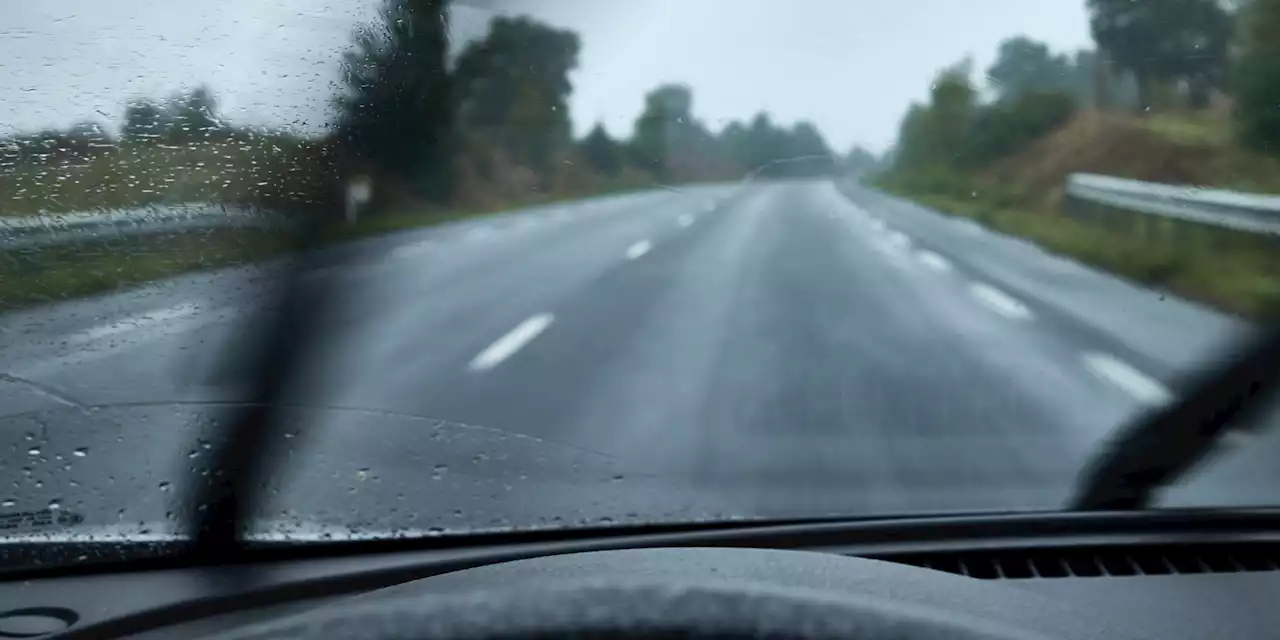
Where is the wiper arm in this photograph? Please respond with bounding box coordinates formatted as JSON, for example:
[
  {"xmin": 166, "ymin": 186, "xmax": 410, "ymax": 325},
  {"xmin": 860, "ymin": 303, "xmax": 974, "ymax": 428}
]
[
  {"xmin": 1071, "ymin": 325, "xmax": 1280, "ymax": 510},
  {"xmin": 187, "ymin": 218, "xmax": 347, "ymax": 560}
]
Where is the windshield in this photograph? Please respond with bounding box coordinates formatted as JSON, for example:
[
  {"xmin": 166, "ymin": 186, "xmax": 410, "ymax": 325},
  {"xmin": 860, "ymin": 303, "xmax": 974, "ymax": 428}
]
[{"xmin": 3, "ymin": 0, "xmax": 1280, "ymax": 570}]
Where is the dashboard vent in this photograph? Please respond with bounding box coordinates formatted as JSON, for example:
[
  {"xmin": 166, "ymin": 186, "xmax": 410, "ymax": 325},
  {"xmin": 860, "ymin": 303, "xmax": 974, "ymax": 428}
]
[
  {"xmin": 0, "ymin": 509, "xmax": 84, "ymax": 531},
  {"xmin": 878, "ymin": 544, "xmax": 1280, "ymax": 579}
]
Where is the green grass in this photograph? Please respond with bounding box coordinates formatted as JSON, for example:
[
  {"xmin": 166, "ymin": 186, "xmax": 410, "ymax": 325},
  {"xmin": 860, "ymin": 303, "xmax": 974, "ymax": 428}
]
[
  {"xmin": 0, "ymin": 136, "xmax": 337, "ymax": 217},
  {"xmin": 1140, "ymin": 111, "xmax": 1234, "ymax": 147},
  {"xmin": 1, "ymin": 229, "xmax": 292, "ymax": 311},
  {"xmin": 877, "ymin": 181, "xmax": 1280, "ymax": 319}
]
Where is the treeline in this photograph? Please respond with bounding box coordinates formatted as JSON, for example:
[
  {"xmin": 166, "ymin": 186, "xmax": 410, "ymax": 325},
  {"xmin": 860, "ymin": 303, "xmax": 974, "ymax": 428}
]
[
  {"xmin": 886, "ymin": 57, "xmax": 1079, "ymax": 194},
  {"xmin": 884, "ymin": 0, "xmax": 1280, "ymax": 187},
  {"xmin": 2, "ymin": 0, "xmax": 854, "ymax": 218},
  {"xmin": 885, "ymin": 32, "xmax": 1125, "ymax": 188},
  {"xmin": 336, "ymin": 0, "xmax": 848, "ymax": 212},
  {"xmin": 0, "ymin": 86, "xmax": 339, "ymax": 215}
]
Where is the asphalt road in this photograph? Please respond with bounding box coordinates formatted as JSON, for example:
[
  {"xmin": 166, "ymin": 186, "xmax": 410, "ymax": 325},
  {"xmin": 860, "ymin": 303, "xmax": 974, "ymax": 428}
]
[{"xmin": 2, "ymin": 179, "xmax": 1278, "ymax": 540}]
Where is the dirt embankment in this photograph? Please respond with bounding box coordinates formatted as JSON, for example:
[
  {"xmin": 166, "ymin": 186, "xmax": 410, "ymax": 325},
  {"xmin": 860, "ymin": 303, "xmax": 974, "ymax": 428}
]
[{"xmin": 983, "ymin": 109, "xmax": 1280, "ymax": 212}]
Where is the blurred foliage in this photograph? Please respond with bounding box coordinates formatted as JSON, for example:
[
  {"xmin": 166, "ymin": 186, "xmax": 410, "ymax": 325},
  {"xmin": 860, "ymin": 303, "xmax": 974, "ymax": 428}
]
[
  {"xmin": 123, "ymin": 87, "xmax": 223, "ymax": 142},
  {"xmin": 987, "ymin": 38, "xmax": 1079, "ymax": 102},
  {"xmin": 876, "ymin": 3, "xmax": 1280, "ymax": 319},
  {"xmin": 1234, "ymin": 0, "xmax": 1280, "ymax": 156},
  {"xmin": 890, "ymin": 61, "xmax": 1075, "ymax": 177},
  {"xmin": 986, "ymin": 38, "xmax": 1137, "ymax": 110},
  {"xmin": 968, "ymin": 92, "xmax": 1077, "ymax": 166},
  {"xmin": 455, "ymin": 16, "xmax": 580, "ymax": 184},
  {"xmin": 333, "ymin": 0, "xmax": 455, "ymax": 204},
  {"xmin": 0, "ymin": 126, "xmax": 340, "ymax": 217},
  {"xmin": 1086, "ymin": 0, "xmax": 1233, "ymax": 109},
  {"xmin": 579, "ymin": 124, "xmax": 622, "ymax": 176}
]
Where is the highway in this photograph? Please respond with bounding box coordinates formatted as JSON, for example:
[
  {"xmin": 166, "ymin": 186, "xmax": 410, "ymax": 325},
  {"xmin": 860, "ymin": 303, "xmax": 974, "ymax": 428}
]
[{"xmin": 2, "ymin": 179, "xmax": 1278, "ymax": 538}]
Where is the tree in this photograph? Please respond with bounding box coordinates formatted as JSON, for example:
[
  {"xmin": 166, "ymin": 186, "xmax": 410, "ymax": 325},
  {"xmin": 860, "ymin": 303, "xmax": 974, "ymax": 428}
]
[
  {"xmin": 123, "ymin": 99, "xmax": 166, "ymax": 140},
  {"xmin": 987, "ymin": 37, "xmax": 1075, "ymax": 101},
  {"xmin": 334, "ymin": 0, "xmax": 455, "ymax": 203},
  {"xmin": 1087, "ymin": 0, "xmax": 1232, "ymax": 110},
  {"xmin": 927, "ymin": 58, "xmax": 979, "ymax": 165},
  {"xmin": 773, "ymin": 121, "xmax": 835, "ymax": 176},
  {"xmin": 629, "ymin": 84, "xmax": 697, "ymax": 179},
  {"xmin": 715, "ymin": 113, "xmax": 836, "ymax": 178},
  {"xmin": 1235, "ymin": 0, "xmax": 1280, "ymax": 154},
  {"xmin": 454, "ymin": 16, "xmax": 580, "ymax": 181},
  {"xmin": 888, "ymin": 55, "xmax": 1071, "ymax": 182},
  {"xmin": 967, "ymin": 91, "xmax": 1076, "ymax": 165},
  {"xmin": 579, "ymin": 123, "xmax": 621, "ymax": 175},
  {"xmin": 844, "ymin": 146, "xmax": 877, "ymax": 175},
  {"xmin": 166, "ymin": 86, "xmax": 222, "ymax": 140}
]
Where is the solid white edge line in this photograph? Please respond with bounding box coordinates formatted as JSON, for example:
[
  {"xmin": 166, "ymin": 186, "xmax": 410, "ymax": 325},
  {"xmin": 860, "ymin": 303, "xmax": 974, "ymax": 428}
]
[
  {"xmin": 969, "ymin": 283, "xmax": 1032, "ymax": 320},
  {"xmin": 469, "ymin": 314, "xmax": 555, "ymax": 372},
  {"xmin": 625, "ymin": 239, "xmax": 652, "ymax": 260},
  {"xmin": 69, "ymin": 304, "xmax": 202, "ymax": 344},
  {"xmin": 917, "ymin": 250, "xmax": 952, "ymax": 272},
  {"xmin": 1082, "ymin": 352, "xmax": 1173, "ymax": 405}
]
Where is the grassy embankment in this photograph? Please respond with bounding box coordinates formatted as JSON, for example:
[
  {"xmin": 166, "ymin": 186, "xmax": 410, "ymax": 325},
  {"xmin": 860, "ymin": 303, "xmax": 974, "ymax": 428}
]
[
  {"xmin": 0, "ymin": 139, "xmax": 660, "ymax": 311},
  {"xmin": 876, "ymin": 110, "xmax": 1280, "ymax": 318}
]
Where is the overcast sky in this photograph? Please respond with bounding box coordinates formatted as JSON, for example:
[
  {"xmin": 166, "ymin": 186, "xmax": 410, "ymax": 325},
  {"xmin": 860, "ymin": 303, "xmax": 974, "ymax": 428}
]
[{"xmin": 1, "ymin": 0, "xmax": 1092, "ymax": 153}]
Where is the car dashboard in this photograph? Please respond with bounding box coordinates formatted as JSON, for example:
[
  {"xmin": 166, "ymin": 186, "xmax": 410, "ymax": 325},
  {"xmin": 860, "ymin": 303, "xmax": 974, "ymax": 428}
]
[{"xmin": 2, "ymin": 511, "xmax": 1278, "ymax": 639}]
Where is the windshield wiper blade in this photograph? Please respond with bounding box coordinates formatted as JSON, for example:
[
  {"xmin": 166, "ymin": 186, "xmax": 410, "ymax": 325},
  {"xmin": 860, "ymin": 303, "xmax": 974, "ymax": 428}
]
[{"xmin": 1071, "ymin": 325, "xmax": 1280, "ymax": 510}]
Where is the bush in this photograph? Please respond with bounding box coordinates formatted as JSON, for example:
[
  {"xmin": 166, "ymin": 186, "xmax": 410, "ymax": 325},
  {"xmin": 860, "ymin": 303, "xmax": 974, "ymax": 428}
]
[
  {"xmin": 967, "ymin": 91, "xmax": 1076, "ymax": 166},
  {"xmin": 1235, "ymin": 0, "xmax": 1280, "ymax": 156}
]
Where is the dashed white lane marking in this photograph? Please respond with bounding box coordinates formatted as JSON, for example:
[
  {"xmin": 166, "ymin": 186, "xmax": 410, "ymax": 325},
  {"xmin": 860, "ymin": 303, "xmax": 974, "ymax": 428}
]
[
  {"xmin": 625, "ymin": 239, "xmax": 652, "ymax": 260},
  {"xmin": 468, "ymin": 314, "xmax": 554, "ymax": 372},
  {"xmin": 969, "ymin": 283, "xmax": 1032, "ymax": 320},
  {"xmin": 1082, "ymin": 352, "xmax": 1173, "ymax": 405},
  {"xmin": 677, "ymin": 214, "xmax": 695, "ymax": 228},
  {"xmin": 69, "ymin": 304, "xmax": 202, "ymax": 344},
  {"xmin": 389, "ymin": 241, "xmax": 431, "ymax": 260},
  {"xmin": 917, "ymin": 250, "xmax": 952, "ymax": 272}
]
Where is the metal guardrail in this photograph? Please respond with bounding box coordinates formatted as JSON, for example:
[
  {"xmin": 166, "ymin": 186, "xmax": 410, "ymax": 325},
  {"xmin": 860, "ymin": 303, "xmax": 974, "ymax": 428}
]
[
  {"xmin": 0, "ymin": 204, "xmax": 282, "ymax": 251},
  {"xmin": 1066, "ymin": 173, "xmax": 1280, "ymax": 237},
  {"xmin": 2, "ymin": 180, "xmax": 370, "ymax": 251}
]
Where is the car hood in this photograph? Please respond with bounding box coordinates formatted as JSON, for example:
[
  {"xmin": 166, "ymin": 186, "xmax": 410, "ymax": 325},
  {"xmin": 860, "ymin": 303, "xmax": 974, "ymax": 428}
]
[{"xmin": 0, "ymin": 403, "xmax": 739, "ymax": 541}]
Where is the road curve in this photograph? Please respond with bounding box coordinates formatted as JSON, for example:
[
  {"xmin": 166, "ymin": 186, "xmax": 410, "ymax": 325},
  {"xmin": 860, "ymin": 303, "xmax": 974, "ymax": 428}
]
[{"xmin": 1, "ymin": 180, "xmax": 1277, "ymax": 536}]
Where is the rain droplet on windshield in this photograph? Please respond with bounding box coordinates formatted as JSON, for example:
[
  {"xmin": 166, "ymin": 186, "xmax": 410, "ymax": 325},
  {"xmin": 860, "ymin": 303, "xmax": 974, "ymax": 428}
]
[{"xmin": 72, "ymin": 447, "xmax": 88, "ymax": 457}]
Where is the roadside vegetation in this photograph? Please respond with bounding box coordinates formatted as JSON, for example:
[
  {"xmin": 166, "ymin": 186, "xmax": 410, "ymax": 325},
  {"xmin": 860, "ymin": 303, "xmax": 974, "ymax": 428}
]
[
  {"xmin": 1, "ymin": 0, "xmax": 862, "ymax": 310},
  {"xmin": 874, "ymin": 0, "xmax": 1280, "ymax": 319}
]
